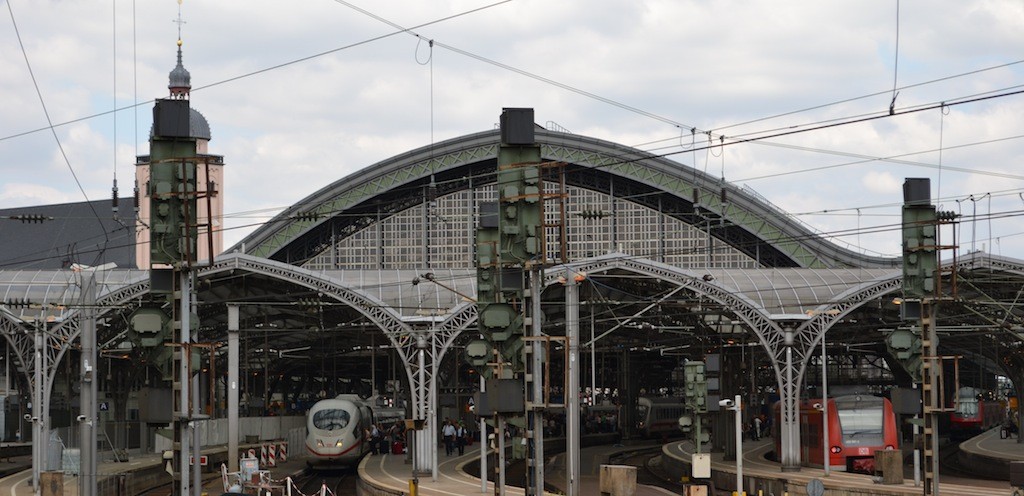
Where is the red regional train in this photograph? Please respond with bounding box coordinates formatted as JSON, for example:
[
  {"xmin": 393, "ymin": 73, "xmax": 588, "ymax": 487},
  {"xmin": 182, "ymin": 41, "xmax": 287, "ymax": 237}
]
[
  {"xmin": 773, "ymin": 395, "xmax": 899, "ymax": 473},
  {"xmin": 949, "ymin": 386, "xmax": 1004, "ymax": 441}
]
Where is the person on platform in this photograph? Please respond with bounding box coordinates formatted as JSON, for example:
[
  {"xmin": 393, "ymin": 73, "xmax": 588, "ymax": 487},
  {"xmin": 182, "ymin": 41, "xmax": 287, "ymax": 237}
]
[
  {"xmin": 370, "ymin": 423, "xmax": 382, "ymax": 455},
  {"xmin": 456, "ymin": 421, "xmax": 468, "ymax": 455},
  {"xmin": 377, "ymin": 423, "xmax": 389, "ymax": 455},
  {"xmin": 1003, "ymin": 415, "xmax": 1019, "ymax": 438},
  {"xmin": 364, "ymin": 425, "xmax": 374, "ymax": 455},
  {"xmin": 442, "ymin": 419, "xmax": 457, "ymax": 456}
]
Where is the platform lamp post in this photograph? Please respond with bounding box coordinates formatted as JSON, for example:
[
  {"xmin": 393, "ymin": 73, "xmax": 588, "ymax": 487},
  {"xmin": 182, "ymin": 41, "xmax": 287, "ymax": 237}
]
[
  {"xmin": 821, "ymin": 330, "xmax": 829, "ymax": 477},
  {"xmin": 721, "ymin": 395, "xmax": 742, "ymax": 496},
  {"xmin": 31, "ymin": 317, "xmax": 43, "ymax": 495}
]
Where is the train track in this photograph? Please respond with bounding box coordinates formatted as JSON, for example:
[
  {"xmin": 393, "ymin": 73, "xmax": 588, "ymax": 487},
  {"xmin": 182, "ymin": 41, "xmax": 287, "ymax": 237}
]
[{"xmin": 292, "ymin": 467, "xmax": 356, "ymax": 496}]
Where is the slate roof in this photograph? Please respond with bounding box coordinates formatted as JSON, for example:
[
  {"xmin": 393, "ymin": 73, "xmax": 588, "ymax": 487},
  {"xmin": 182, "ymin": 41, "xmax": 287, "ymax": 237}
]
[{"xmin": 0, "ymin": 198, "xmax": 137, "ymax": 270}]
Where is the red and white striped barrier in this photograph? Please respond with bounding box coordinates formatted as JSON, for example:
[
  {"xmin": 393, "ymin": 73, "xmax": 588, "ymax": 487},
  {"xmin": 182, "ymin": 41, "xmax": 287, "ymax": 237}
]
[
  {"xmin": 278, "ymin": 441, "xmax": 288, "ymax": 463},
  {"xmin": 267, "ymin": 443, "xmax": 277, "ymax": 467},
  {"xmin": 247, "ymin": 448, "xmax": 256, "ymax": 461},
  {"xmin": 260, "ymin": 444, "xmax": 267, "ymax": 466}
]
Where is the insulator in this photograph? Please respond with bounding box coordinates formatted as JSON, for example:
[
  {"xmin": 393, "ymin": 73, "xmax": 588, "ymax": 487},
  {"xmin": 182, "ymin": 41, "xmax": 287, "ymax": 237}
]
[{"xmin": 112, "ymin": 179, "xmax": 119, "ymax": 212}]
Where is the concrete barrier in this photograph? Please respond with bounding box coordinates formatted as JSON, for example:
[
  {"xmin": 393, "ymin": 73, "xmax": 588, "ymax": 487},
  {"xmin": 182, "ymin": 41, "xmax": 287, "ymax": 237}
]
[{"xmin": 599, "ymin": 464, "xmax": 637, "ymax": 496}]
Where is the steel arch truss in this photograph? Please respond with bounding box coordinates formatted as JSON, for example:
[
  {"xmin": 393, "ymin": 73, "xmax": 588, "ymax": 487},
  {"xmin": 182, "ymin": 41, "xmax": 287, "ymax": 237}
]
[
  {"xmin": 541, "ymin": 256, "xmax": 907, "ymax": 470},
  {"xmin": 394, "ymin": 302, "xmax": 478, "ymax": 473},
  {"xmin": 14, "ymin": 255, "xmax": 415, "ymax": 416},
  {"xmin": 792, "ymin": 276, "xmax": 904, "ymax": 385}
]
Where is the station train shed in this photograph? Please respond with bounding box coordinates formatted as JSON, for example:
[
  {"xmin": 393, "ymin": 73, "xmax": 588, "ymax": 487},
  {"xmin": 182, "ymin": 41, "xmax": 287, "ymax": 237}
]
[{"xmin": 1, "ymin": 116, "xmax": 1023, "ymax": 479}]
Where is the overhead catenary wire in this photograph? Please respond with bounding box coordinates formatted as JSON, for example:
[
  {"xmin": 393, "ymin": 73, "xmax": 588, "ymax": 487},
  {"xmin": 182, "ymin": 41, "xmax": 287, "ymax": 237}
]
[
  {"xmin": 889, "ymin": 0, "xmax": 901, "ymax": 115},
  {"xmin": 5, "ymin": 0, "xmax": 110, "ymax": 266},
  {"xmin": 7, "ymin": 200, "xmax": 1024, "ymax": 272},
  {"xmin": 3, "ymin": 2, "xmax": 1022, "ymax": 269},
  {"xmin": 1, "ymin": 1, "xmax": 1018, "ymax": 201},
  {"xmin": 0, "ymin": 0, "xmax": 513, "ymax": 146}
]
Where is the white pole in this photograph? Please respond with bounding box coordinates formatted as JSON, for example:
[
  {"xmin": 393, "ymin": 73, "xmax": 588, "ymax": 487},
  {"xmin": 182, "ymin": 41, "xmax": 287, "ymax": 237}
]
[
  {"xmin": 736, "ymin": 395, "xmax": 743, "ymax": 494},
  {"xmin": 822, "ymin": 334, "xmax": 829, "ymax": 476},
  {"xmin": 32, "ymin": 320, "xmax": 41, "ymax": 494},
  {"xmin": 417, "ymin": 343, "xmax": 425, "ymax": 476},
  {"xmin": 480, "ymin": 375, "xmax": 487, "ymax": 494},
  {"xmin": 565, "ymin": 271, "xmax": 580, "ymax": 496},
  {"xmin": 228, "ymin": 306, "xmax": 239, "ymax": 473},
  {"xmin": 590, "ymin": 309, "xmax": 596, "ymax": 406},
  {"xmin": 430, "ymin": 330, "xmax": 439, "ymax": 482}
]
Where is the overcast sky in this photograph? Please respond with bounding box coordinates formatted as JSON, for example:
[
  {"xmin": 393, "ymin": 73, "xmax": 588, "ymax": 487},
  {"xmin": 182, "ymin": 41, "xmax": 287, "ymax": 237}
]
[{"xmin": 1, "ymin": 0, "xmax": 1022, "ymax": 260}]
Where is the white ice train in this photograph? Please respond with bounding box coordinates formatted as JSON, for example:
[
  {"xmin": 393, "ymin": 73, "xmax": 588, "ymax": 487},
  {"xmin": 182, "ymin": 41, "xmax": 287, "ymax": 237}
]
[
  {"xmin": 305, "ymin": 395, "xmax": 405, "ymax": 467},
  {"xmin": 637, "ymin": 397, "xmax": 686, "ymax": 438}
]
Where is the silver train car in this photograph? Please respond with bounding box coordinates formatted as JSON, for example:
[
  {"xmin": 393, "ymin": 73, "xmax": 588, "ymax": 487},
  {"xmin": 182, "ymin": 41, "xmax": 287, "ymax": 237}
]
[{"xmin": 305, "ymin": 395, "xmax": 405, "ymax": 467}]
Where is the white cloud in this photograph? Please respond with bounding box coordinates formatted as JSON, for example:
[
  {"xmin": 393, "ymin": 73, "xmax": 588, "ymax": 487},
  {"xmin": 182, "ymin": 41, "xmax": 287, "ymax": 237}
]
[{"xmin": 862, "ymin": 171, "xmax": 902, "ymax": 195}]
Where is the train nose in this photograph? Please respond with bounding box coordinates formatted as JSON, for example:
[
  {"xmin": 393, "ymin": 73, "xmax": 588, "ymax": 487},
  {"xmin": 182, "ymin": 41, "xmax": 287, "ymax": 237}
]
[{"xmin": 316, "ymin": 437, "xmax": 345, "ymax": 449}]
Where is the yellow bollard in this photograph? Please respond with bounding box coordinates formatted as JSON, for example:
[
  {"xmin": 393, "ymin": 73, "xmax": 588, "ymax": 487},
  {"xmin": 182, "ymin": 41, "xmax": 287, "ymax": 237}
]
[{"xmin": 409, "ymin": 477, "xmax": 419, "ymax": 496}]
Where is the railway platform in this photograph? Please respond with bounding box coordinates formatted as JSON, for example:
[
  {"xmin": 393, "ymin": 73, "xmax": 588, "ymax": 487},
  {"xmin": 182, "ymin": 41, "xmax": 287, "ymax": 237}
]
[
  {"xmin": 957, "ymin": 426, "xmax": 1024, "ymax": 480},
  {"xmin": 661, "ymin": 438, "xmax": 1019, "ymax": 496},
  {"xmin": 0, "ymin": 442, "xmax": 307, "ymax": 496},
  {"xmin": 359, "ymin": 447, "xmax": 538, "ymax": 496},
  {"xmin": 358, "ymin": 441, "xmax": 677, "ymax": 496}
]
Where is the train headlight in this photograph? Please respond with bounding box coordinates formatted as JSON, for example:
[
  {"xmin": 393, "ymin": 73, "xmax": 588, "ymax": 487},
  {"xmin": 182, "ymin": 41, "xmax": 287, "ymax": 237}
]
[
  {"xmin": 317, "ymin": 440, "xmax": 324, "ymax": 447},
  {"xmin": 830, "ymin": 446, "xmax": 841, "ymax": 454},
  {"xmin": 336, "ymin": 440, "xmax": 343, "ymax": 447},
  {"xmin": 885, "ymin": 445, "xmax": 894, "ymax": 450}
]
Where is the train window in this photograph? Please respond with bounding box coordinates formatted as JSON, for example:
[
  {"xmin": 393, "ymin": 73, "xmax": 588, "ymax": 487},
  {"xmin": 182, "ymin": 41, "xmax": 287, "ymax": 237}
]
[
  {"xmin": 313, "ymin": 409, "xmax": 351, "ymax": 431},
  {"xmin": 834, "ymin": 396, "xmax": 884, "ymax": 446}
]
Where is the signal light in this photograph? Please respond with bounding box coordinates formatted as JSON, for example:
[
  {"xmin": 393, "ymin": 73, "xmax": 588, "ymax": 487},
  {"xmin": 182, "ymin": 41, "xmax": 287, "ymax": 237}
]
[{"xmin": 830, "ymin": 446, "xmax": 841, "ymax": 454}]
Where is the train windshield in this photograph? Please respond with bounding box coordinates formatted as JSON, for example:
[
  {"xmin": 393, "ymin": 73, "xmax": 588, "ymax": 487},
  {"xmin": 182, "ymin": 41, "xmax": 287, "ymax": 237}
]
[
  {"xmin": 313, "ymin": 409, "xmax": 351, "ymax": 431},
  {"xmin": 834, "ymin": 396, "xmax": 884, "ymax": 446}
]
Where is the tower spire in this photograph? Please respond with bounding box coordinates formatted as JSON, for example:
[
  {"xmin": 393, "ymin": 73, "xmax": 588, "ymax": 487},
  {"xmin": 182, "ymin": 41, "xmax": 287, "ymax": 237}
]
[
  {"xmin": 168, "ymin": 0, "xmax": 190, "ymax": 99},
  {"xmin": 173, "ymin": 0, "xmax": 186, "ymax": 41}
]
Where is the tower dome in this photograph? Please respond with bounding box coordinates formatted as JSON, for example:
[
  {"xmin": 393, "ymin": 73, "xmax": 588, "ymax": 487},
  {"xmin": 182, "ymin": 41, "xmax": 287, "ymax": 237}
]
[{"xmin": 168, "ymin": 39, "xmax": 191, "ymax": 98}]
